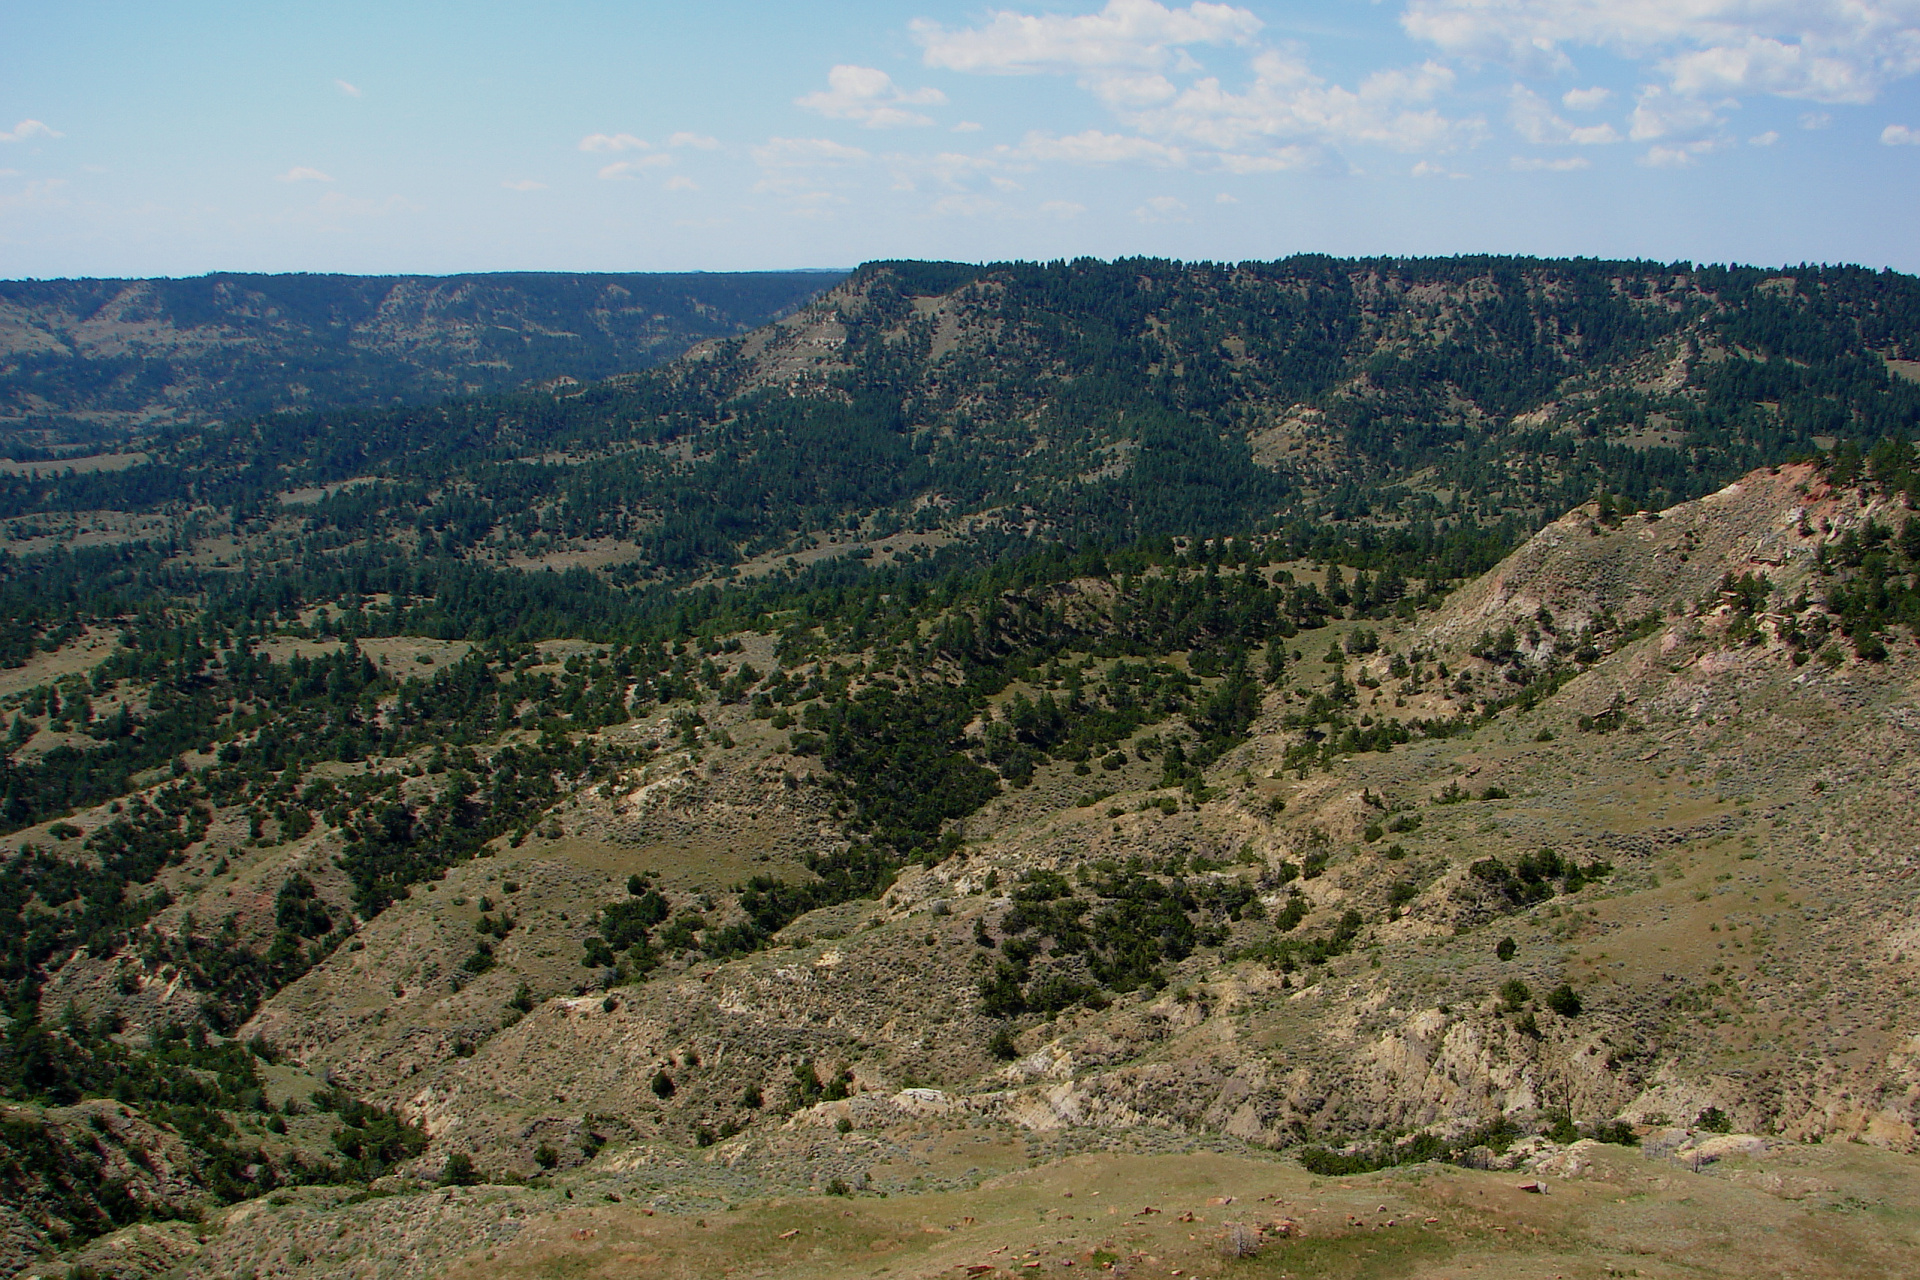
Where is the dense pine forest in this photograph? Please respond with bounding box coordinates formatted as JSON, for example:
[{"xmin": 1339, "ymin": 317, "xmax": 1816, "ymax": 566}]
[{"xmin": 2, "ymin": 254, "xmax": 1919, "ymax": 1251}]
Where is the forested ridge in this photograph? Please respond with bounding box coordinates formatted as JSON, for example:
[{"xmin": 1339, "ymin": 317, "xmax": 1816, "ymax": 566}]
[
  {"xmin": 0, "ymin": 254, "xmax": 1917, "ymax": 1259},
  {"xmin": 0, "ymin": 269, "xmax": 844, "ymax": 450},
  {"xmin": 6, "ymin": 255, "xmax": 1914, "ymax": 581}
]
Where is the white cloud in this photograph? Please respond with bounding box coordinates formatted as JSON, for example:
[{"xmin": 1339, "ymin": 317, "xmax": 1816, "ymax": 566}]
[
  {"xmin": 1641, "ymin": 138, "xmax": 1726, "ymax": 166},
  {"xmin": 1562, "ymin": 86, "xmax": 1612, "ymax": 110},
  {"xmin": 1509, "ymin": 85, "xmax": 1620, "ymax": 144},
  {"xmin": 1123, "ymin": 51, "xmax": 1480, "ymax": 154},
  {"xmin": 668, "ymin": 132, "xmax": 721, "ymax": 149},
  {"xmin": 578, "ymin": 133, "xmax": 650, "ymax": 153},
  {"xmin": 1402, "ymin": 1, "xmax": 1920, "ymax": 105},
  {"xmin": 0, "ymin": 176, "xmax": 68, "ymax": 212},
  {"xmin": 334, "ymin": 79, "xmax": 362, "ymax": 98},
  {"xmin": 915, "ymin": 4, "xmax": 1478, "ymax": 168},
  {"xmin": 1017, "ymin": 128, "xmax": 1187, "ymax": 165},
  {"xmin": 915, "ymin": 1, "xmax": 1261, "ymax": 76},
  {"xmin": 953, "ymin": 121, "xmax": 984, "ymax": 132},
  {"xmin": 921, "ymin": 149, "xmax": 1005, "ymax": 187},
  {"xmin": 1750, "ymin": 129, "xmax": 1781, "ymax": 145},
  {"xmin": 1411, "ymin": 159, "xmax": 1467, "ymax": 177},
  {"xmin": 598, "ymin": 154, "xmax": 673, "ymax": 179},
  {"xmin": 751, "ymin": 137, "xmax": 872, "ymax": 167},
  {"xmin": 665, "ymin": 174, "xmax": 700, "ymax": 190},
  {"xmin": 931, "ymin": 192, "xmax": 1003, "ymax": 217},
  {"xmin": 1628, "ymin": 87, "xmax": 1723, "ymax": 141},
  {"xmin": 1041, "ymin": 198, "xmax": 1088, "ymax": 217},
  {"xmin": 777, "ymin": 189, "xmax": 850, "ymax": 219},
  {"xmin": 1215, "ymin": 144, "xmax": 1322, "ymax": 172},
  {"xmin": 1213, "ymin": 190, "xmax": 1237, "ymax": 202},
  {"xmin": 0, "ymin": 119, "xmax": 61, "ymax": 143},
  {"xmin": 1510, "ymin": 154, "xmax": 1591, "ymax": 170},
  {"xmin": 501, "ymin": 178, "xmax": 546, "ymax": 191},
  {"xmin": 1885, "ymin": 123, "xmax": 1920, "ymax": 143},
  {"xmin": 798, "ymin": 65, "xmax": 946, "ymax": 128},
  {"xmin": 1800, "ymin": 111, "xmax": 1833, "ymax": 128},
  {"xmin": 751, "ymin": 136, "xmax": 873, "ymax": 195},
  {"xmin": 1133, "ymin": 194, "xmax": 1190, "ymax": 222},
  {"xmin": 277, "ymin": 166, "xmax": 333, "ymax": 183}
]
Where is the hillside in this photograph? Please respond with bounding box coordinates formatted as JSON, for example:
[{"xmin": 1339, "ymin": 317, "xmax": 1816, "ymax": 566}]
[
  {"xmin": 2, "ymin": 256, "xmax": 1914, "ymax": 595},
  {"xmin": 0, "ymin": 256, "xmax": 1918, "ymax": 1279},
  {"xmin": 0, "ymin": 270, "xmax": 844, "ymax": 450}
]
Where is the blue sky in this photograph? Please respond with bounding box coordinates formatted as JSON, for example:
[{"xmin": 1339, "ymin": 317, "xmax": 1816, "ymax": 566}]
[{"xmin": 4, "ymin": 0, "xmax": 1919, "ymax": 277}]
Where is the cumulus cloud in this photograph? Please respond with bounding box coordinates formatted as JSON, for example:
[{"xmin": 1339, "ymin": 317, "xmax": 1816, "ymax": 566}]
[
  {"xmin": 668, "ymin": 132, "xmax": 721, "ymax": 149},
  {"xmin": 598, "ymin": 154, "xmax": 673, "ymax": 179},
  {"xmin": 798, "ymin": 65, "xmax": 946, "ymax": 128},
  {"xmin": 932, "ymin": 192, "xmax": 1003, "ymax": 217},
  {"xmin": 1124, "ymin": 51, "xmax": 1480, "ymax": 154},
  {"xmin": 1628, "ymin": 87, "xmax": 1724, "ymax": 141},
  {"xmin": 276, "ymin": 166, "xmax": 333, "ymax": 183},
  {"xmin": 1562, "ymin": 86, "xmax": 1612, "ymax": 110},
  {"xmin": 1402, "ymin": 0, "xmax": 1920, "ymax": 105},
  {"xmin": 1885, "ymin": 122, "xmax": 1920, "ymax": 143},
  {"xmin": 1041, "ymin": 198, "xmax": 1088, "ymax": 217},
  {"xmin": 1133, "ymin": 194, "xmax": 1190, "ymax": 221},
  {"xmin": 334, "ymin": 79, "xmax": 362, "ymax": 98},
  {"xmin": 750, "ymin": 136, "xmax": 873, "ymax": 196},
  {"xmin": 1016, "ymin": 128, "xmax": 1186, "ymax": 165},
  {"xmin": 0, "ymin": 119, "xmax": 61, "ymax": 143},
  {"xmin": 1509, "ymin": 85, "xmax": 1620, "ymax": 144},
  {"xmin": 913, "ymin": 3, "xmax": 1479, "ymax": 168},
  {"xmin": 1510, "ymin": 154, "xmax": 1592, "ymax": 170},
  {"xmin": 578, "ymin": 133, "xmax": 650, "ymax": 153},
  {"xmin": 1215, "ymin": 144, "xmax": 1322, "ymax": 172},
  {"xmin": 916, "ymin": 0, "xmax": 1261, "ymax": 76},
  {"xmin": 1641, "ymin": 138, "xmax": 1726, "ymax": 166},
  {"xmin": 1750, "ymin": 129, "xmax": 1781, "ymax": 145},
  {"xmin": 0, "ymin": 176, "xmax": 66, "ymax": 212},
  {"xmin": 751, "ymin": 137, "xmax": 872, "ymax": 167},
  {"xmin": 665, "ymin": 174, "xmax": 700, "ymax": 190}
]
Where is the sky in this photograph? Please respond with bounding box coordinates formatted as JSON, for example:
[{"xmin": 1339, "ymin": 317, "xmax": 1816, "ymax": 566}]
[{"xmin": 4, "ymin": 0, "xmax": 1920, "ymax": 278}]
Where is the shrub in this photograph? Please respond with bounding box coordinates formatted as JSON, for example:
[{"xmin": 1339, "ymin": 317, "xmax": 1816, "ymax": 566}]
[
  {"xmin": 1590, "ymin": 1120, "xmax": 1639, "ymax": 1145},
  {"xmin": 1545, "ymin": 983, "xmax": 1582, "ymax": 1017}
]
